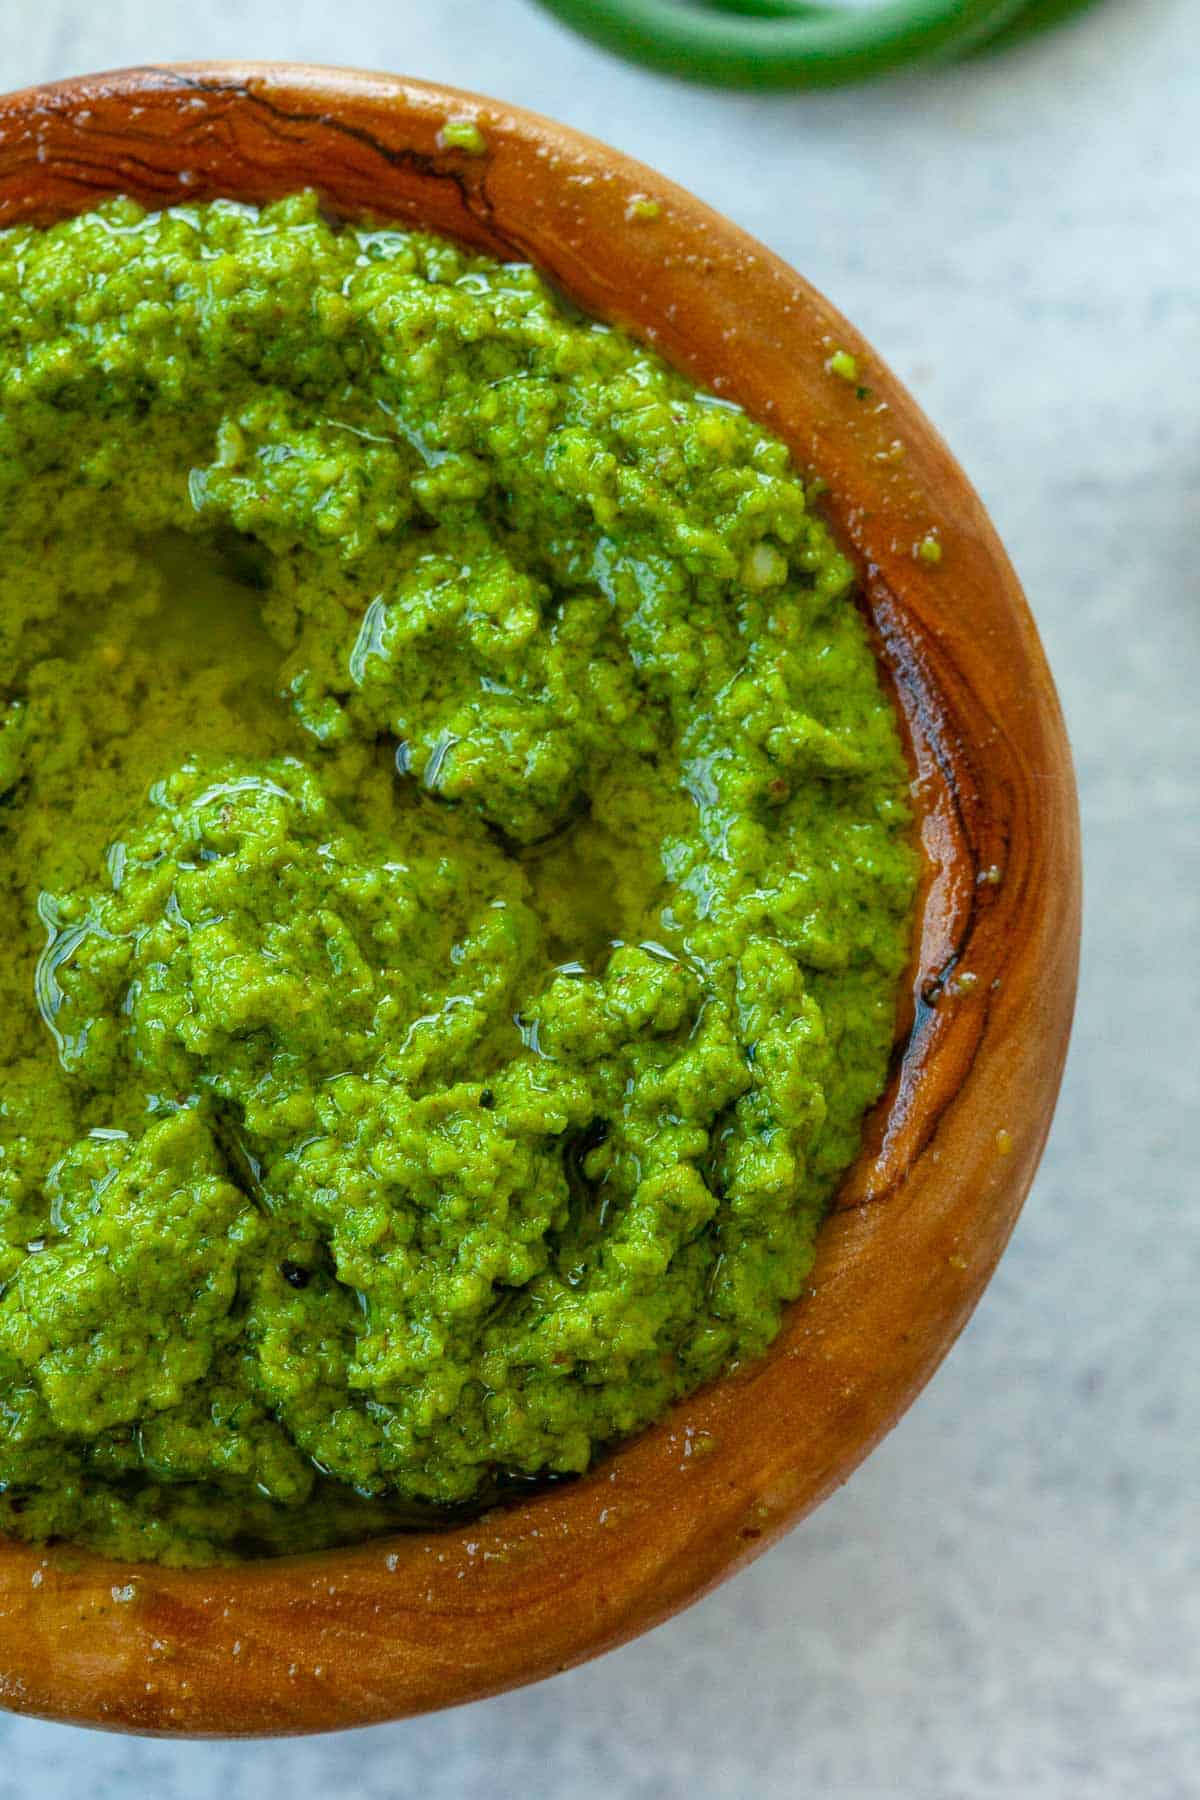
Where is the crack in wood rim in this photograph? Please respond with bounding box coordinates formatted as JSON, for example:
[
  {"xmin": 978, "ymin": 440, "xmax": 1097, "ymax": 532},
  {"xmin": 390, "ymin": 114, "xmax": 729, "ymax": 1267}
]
[{"xmin": 0, "ymin": 63, "xmax": 1081, "ymax": 1736}]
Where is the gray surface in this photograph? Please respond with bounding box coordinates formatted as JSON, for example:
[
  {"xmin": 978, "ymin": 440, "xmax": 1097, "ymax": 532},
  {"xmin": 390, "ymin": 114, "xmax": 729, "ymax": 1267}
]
[{"xmin": 3, "ymin": 1, "xmax": 1198, "ymax": 1794}]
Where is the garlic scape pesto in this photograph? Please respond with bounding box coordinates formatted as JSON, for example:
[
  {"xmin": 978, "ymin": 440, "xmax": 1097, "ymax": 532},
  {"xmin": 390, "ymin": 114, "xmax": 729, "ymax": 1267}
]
[{"xmin": 0, "ymin": 194, "xmax": 916, "ymax": 1565}]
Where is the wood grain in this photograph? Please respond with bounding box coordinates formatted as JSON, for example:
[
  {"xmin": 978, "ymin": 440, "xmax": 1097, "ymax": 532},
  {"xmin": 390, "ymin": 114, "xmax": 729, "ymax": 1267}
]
[{"xmin": 0, "ymin": 63, "xmax": 1081, "ymax": 1735}]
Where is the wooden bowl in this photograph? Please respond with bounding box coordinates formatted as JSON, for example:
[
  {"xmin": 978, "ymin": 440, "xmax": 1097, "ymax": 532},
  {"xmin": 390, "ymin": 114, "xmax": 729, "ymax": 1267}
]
[{"xmin": 0, "ymin": 64, "xmax": 1080, "ymax": 1736}]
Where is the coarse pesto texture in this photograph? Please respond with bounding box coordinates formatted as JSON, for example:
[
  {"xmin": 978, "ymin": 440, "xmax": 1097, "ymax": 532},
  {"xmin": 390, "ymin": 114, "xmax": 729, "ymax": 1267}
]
[{"xmin": 0, "ymin": 194, "xmax": 916, "ymax": 1565}]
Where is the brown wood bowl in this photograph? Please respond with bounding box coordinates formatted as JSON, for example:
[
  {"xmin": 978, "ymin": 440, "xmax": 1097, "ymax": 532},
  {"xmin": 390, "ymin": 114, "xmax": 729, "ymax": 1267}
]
[{"xmin": 0, "ymin": 63, "xmax": 1080, "ymax": 1736}]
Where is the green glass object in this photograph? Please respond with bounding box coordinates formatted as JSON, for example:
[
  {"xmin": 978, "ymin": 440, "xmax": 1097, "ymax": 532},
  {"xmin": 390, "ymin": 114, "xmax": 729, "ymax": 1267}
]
[{"xmin": 532, "ymin": 0, "xmax": 1103, "ymax": 89}]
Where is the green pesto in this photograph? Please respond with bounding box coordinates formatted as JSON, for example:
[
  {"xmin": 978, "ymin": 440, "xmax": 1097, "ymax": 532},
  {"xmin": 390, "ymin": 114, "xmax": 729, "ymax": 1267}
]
[{"xmin": 0, "ymin": 194, "xmax": 917, "ymax": 1565}]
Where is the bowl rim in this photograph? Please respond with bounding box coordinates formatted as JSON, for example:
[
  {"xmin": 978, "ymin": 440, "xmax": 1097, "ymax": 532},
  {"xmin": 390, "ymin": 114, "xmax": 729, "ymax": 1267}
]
[{"xmin": 0, "ymin": 61, "xmax": 1081, "ymax": 1736}]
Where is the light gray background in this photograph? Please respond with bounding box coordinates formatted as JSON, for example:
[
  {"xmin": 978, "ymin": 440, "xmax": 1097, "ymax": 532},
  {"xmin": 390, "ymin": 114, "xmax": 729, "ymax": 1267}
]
[{"xmin": 3, "ymin": 1, "xmax": 1198, "ymax": 1794}]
